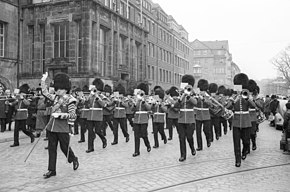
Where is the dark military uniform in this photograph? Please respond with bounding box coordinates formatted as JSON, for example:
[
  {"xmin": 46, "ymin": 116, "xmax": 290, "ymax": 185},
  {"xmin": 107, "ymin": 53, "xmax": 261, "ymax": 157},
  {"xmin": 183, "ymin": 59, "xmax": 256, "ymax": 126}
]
[
  {"xmin": 132, "ymin": 100, "xmax": 151, "ymax": 156},
  {"xmin": 151, "ymin": 103, "xmax": 167, "ymax": 148},
  {"xmin": 232, "ymin": 96, "xmax": 255, "ymax": 165},
  {"xmin": 10, "ymin": 98, "xmax": 35, "ymax": 146},
  {"xmin": 195, "ymin": 97, "xmax": 212, "ymax": 150},
  {"xmin": 174, "ymin": 95, "xmax": 197, "ymax": 160},
  {"xmin": 112, "ymin": 100, "xmax": 129, "ymax": 144},
  {"xmin": 86, "ymin": 95, "xmax": 106, "ymax": 152},
  {"xmin": 0, "ymin": 96, "xmax": 7, "ymax": 132}
]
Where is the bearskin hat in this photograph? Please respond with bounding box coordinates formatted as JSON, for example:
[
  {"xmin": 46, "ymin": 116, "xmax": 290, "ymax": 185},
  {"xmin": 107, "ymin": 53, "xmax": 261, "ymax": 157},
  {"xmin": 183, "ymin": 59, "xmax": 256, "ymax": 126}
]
[
  {"xmin": 153, "ymin": 86, "xmax": 162, "ymax": 91},
  {"xmin": 181, "ymin": 74, "xmax": 195, "ymax": 87},
  {"xmin": 286, "ymin": 102, "xmax": 290, "ymax": 109},
  {"xmin": 208, "ymin": 83, "xmax": 218, "ymax": 93},
  {"xmin": 253, "ymin": 86, "xmax": 260, "ymax": 96},
  {"xmin": 167, "ymin": 86, "xmax": 179, "ymax": 97},
  {"xmin": 53, "ymin": 73, "xmax": 71, "ymax": 92},
  {"xmin": 224, "ymin": 89, "xmax": 232, "ymax": 97},
  {"xmin": 137, "ymin": 83, "xmax": 149, "ymax": 95},
  {"xmin": 82, "ymin": 85, "xmax": 89, "ymax": 92},
  {"xmin": 233, "ymin": 73, "xmax": 249, "ymax": 89},
  {"xmin": 114, "ymin": 84, "xmax": 126, "ymax": 95},
  {"xmin": 92, "ymin": 78, "xmax": 104, "ymax": 92},
  {"xmin": 19, "ymin": 84, "xmax": 30, "ymax": 94},
  {"xmin": 104, "ymin": 84, "xmax": 112, "ymax": 94},
  {"xmin": 197, "ymin": 79, "xmax": 209, "ymax": 91},
  {"xmin": 154, "ymin": 88, "xmax": 165, "ymax": 99},
  {"xmin": 218, "ymin": 85, "xmax": 226, "ymax": 95},
  {"xmin": 248, "ymin": 79, "xmax": 257, "ymax": 93}
]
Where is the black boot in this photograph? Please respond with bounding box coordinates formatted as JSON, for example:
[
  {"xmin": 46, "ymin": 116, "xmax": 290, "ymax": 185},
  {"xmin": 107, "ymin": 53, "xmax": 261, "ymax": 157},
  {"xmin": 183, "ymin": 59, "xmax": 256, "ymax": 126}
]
[{"xmin": 43, "ymin": 171, "xmax": 56, "ymax": 179}]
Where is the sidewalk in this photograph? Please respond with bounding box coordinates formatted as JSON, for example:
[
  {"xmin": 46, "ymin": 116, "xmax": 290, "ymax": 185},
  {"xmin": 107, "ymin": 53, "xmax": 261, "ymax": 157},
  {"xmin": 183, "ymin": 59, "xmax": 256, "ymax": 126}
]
[{"xmin": 0, "ymin": 122, "xmax": 27, "ymax": 143}]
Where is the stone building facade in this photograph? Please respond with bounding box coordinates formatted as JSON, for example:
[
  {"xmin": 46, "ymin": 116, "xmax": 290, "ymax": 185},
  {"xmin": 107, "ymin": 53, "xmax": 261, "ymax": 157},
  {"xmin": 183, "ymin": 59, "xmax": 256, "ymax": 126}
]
[
  {"xmin": 145, "ymin": 1, "xmax": 191, "ymax": 90},
  {"xmin": 0, "ymin": 0, "xmax": 19, "ymax": 92},
  {"xmin": 190, "ymin": 39, "xmax": 240, "ymax": 88},
  {"xmin": 19, "ymin": 0, "xmax": 150, "ymax": 92}
]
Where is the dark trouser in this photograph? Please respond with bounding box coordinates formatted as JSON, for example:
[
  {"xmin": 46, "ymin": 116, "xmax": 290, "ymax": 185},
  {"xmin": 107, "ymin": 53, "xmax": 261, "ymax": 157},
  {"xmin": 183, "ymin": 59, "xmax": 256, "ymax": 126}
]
[
  {"xmin": 87, "ymin": 121, "xmax": 106, "ymax": 150},
  {"xmin": 14, "ymin": 120, "xmax": 34, "ymax": 145},
  {"xmin": 153, "ymin": 122, "xmax": 167, "ymax": 147},
  {"xmin": 47, "ymin": 130, "xmax": 76, "ymax": 172},
  {"xmin": 211, "ymin": 116, "xmax": 221, "ymax": 140},
  {"xmin": 220, "ymin": 117, "xmax": 228, "ymax": 135},
  {"xmin": 177, "ymin": 123, "xmax": 195, "ymax": 158},
  {"xmin": 113, "ymin": 118, "xmax": 129, "ymax": 143},
  {"xmin": 0, "ymin": 118, "xmax": 6, "ymax": 132},
  {"xmin": 264, "ymin": 112, "xmax": 270, "ymax": 120},
  {"xmin": 74, "ymin": 117, "xmax": 80, "ymax": 134},
  {"xmin": 167, "ymin": 118, "xmax": 178, "ymax": 139},
  {"xmin": 196, "ymin": 120, "xmax": 211, "ymax": 149},
  {"xmin": 228, "ymin": 117, "xmax": 233, "ymax": 130},
  {"xmin": 233, "ymin": 127, "xmax": 251, "ymax": 164},
  {"xmin": 79, "ymin": 118, "xmax": 87, "ymax": 142},
  {"xmin": 126, "ymin": 114, "xmax": 134, "ymax": 128},
  {"xmin": 133, "ymin": 123, "xmax": 150, "ymax": 154},
  {"xmin": 102, "ymin": 115, "xmax": 114, "ymax": 136},
  {"xmin": 250, "ymin": 121, "xmax": 257, "ymax": 149}
]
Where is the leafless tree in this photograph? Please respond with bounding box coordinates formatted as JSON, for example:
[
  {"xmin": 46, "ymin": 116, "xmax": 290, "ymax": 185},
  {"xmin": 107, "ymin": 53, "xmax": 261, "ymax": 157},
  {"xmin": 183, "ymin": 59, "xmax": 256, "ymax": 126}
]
[{"xmin": 272, "ymin": 46, "xmax": 290, "ymax": 87}]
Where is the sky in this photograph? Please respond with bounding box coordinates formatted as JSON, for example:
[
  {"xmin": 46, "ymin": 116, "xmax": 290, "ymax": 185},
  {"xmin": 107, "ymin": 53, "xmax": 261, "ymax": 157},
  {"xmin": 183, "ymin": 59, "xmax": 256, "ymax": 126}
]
[{"xmin": 153, "ymin": 0, "xmax": 290, "ymax": 81}]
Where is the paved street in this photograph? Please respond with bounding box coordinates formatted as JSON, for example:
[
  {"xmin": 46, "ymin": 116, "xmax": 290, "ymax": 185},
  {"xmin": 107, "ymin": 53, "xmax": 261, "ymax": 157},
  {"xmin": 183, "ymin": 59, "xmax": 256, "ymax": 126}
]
[{"xmin": 0, "ymin": 120, "xmax": 289, "ymax": 192}]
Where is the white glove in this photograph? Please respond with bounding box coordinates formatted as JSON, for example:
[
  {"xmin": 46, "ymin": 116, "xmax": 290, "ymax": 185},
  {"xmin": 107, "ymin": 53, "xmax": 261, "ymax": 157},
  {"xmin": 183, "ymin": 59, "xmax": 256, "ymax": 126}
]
[
  {"xmin": 51, "ymin": 113, "xmax": 60, "ymax": 118},
  {"xmin": 41, "ymin": 72, "xmax": 48, "ymax": 81}
]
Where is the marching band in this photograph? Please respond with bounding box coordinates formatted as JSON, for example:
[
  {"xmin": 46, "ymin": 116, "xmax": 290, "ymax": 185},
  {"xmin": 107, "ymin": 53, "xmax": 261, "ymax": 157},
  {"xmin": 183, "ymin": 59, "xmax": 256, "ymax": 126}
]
[{"xmin": 0, "ymin": 71, "xmax": 266, "ymax": 178}]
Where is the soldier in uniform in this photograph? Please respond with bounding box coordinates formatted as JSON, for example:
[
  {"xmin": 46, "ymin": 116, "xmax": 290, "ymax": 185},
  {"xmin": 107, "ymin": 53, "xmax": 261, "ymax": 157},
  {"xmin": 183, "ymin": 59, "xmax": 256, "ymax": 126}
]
[
  {"xmin": 132, "ymin": 83, "xmax": 151, "ymax": 157},
  {"xmin": 218, "ymin": 85, "xmax": 228, "ymax": 136},
  {"xmin": 86, "ymin": 78, "xmax": 107, "ymax": 153},
  {"xmin": 5, "ymin": 89, "xmax": 15, "ymax": 131},
  {"xmin": 77, "ymin": 87, "xmax": 88, "ymax": 143},
  {"xmin": 125, "ymin": 88, "xmax": 135, "ymax": 130},
  {"xmin": 208, "ymin": 83, "xmax": 221, "ymax": 141},
  {"xmin": 174, "ymin": 74, "xmax": 197, "ymax": 162},
  {"xmin": 41, "ymin": 72, "xmax": 79, "ymax": 178},
  {"xmin": 0, "ymin": 94, "xmax": 7, "ymax": 132},
  {"xmin": 102, "ymin": 85, "xmax": 115, "ymax": 136},
  {"xmin": 111, "ymin": 84, "xmax": 130, "ymax": 145},
  {"xmin": 195, "ymin": 79, "xmax": 212, "ymax": 151},
  {"xmin": 10, "ymin": 84, "xmax": 35, "ymax": 147},
  {"xmin": 151, "ymin": 88, "xmax": 167, "ymax": 148},
  {"xmin": 224, "ymin": 89, "xmax": 235, "ymax": 131},
  {"xmin": 232, "ymin": 73, "xmax": 256, "ymax": 167},
  {"xmin": 165, "ymin": 86, "xmax": 179, "ymax": 141}
]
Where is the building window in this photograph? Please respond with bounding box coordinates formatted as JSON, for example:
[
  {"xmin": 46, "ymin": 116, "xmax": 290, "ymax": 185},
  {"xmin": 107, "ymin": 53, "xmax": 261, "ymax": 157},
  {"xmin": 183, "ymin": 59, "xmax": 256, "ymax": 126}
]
[
  {"xmin": 0, "ymin": 22, "xmax": 4, "ymax": 57},
  {"xmin": 40, "ymin": 24, "xmax": 46, "ymax": 73},
  {"xmin": 76, "ymin": 21, "xmax": 82, "ymax": 72},
  {"xmin": 54, "ymin": 23, "xmax": 69, "ymax": 58},
  {"xmin": 152, "ymin": 66, "xmax": 154, "ymax": 80},
  {"xmin": 112, "ymin": 0, "xmax": 117, "ymax": 11},
  {"xmin": 100, "ymin": 27, "xmax": 107, "ymax": 76},
  {"xmin": 28, "ymin": 25, "xmax": 35, "ymax": 73},
  {"xmin": 163, "ymin": 69, "xmax": 165, "ymax": 82},
  {"xmin": 120, "ymin": 1, "xmax": 124, "ymax": 16},
  {"xmin": 105, "ymin": 0, "xmax": 110, "ymax": 7},
  {"xmin": 159, "ymin": 68, "xmax": 162, "ymax": 82},
  {"xmin": 147, "ymin": 65, "xmax": 150, "ymax": 79}
]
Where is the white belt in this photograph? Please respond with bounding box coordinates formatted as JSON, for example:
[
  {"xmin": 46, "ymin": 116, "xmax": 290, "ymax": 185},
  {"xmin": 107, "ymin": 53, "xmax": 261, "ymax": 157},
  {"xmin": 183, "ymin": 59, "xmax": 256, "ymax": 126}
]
[
  {"xmin": 136, "ymin": 111, "xmax": 148, "ymax": 114},
  {"xmin": 249, "ymin": 109, "xmax": 256, "ymax": 112},
  {"xmin": 81, "ymin": 109, "xmax": 89, "ymax": 111},
  {"xmin": 194, "ymin": 107, "xmax": 209, "ymax": 111},
  {"xmin": 17, "ymin": 109, "xmax": 28, "ymax": 111},
  {"xmin": 234, "ymin": 111, "xmax": 249, "ymax": 114},
  {"xmin": 154, "ymin": 112, "xmax": 165, "ymax": 115},
  {"xmin": 90, "ymin": 108, "xmax": 102, "ymax": 110},
  {"xmin": 180, "ymin": 109, "xmax": 194, "ymax": 112},
  {"xmin": 116, "ymin": 107, "xmax": 125, "ymax": 110}
]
